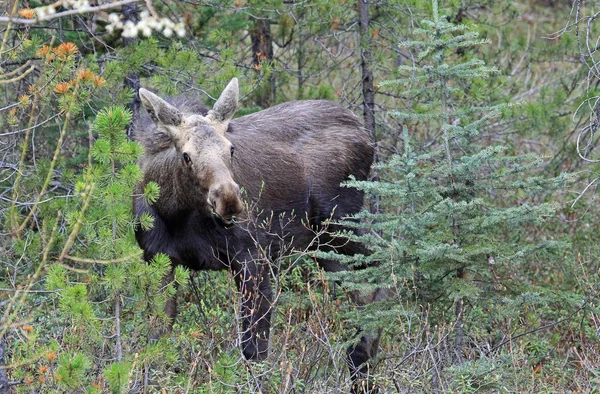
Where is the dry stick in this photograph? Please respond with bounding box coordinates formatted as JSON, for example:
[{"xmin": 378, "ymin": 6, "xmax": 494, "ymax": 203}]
[
  {"xmin": 16, "ymin": 83, "xmax": 80, "ymax": 237},
  {"xmin": 0, "ymin": 65, "xmax": 36, "ymax": 84},
  {"xmin": 280, "ymin": 310, "xmax": 294, "ymax": 393},
  {"xmin": 0, "ymin": 0, "xmax": 141, "ymax": 25},
  {"xmin": 125, "ymin": 354, "xmax": 137, "ymax": 392},
  {"xmin": 121, "ymin": 1, "xmax": 140, "ymax": 138},
  {"xmin": 51, "ymin": 264, "xmax": 88, "ymax": 274},
  {"xmin": 61, "ymin": 253, "xmax": 141, "ymax": 264},
  {"xmin": 0, "ymin": 65, "xmax": 35, "ymax": 83},
  {"xmin": 0, "ymin": 212, "xmax": 61, "ymax": 339},
  {"xmin": 106, "ymin": 123, "xmax": 124, "ymax": 366},
  {"xmin": 0, "ymin": 288, "xmax": 55, "ymax": 294},
  {"xmin": 0, "ymin": 60, "xmax": 31, "ymax": 78},
  {"xmin": 453, "ymin": 291, "xmax": 464, "ymax": 364},
  {"xmin": 144, "ymin": 0, "xmax": 159, "ymax": 19},
  {"xmin": 184, "ymin": 348, "xmax": 204, "ymax": 394}
]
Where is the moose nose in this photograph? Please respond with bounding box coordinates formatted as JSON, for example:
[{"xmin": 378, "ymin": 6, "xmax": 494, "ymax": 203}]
[{"xmin": 208, "ymin": 182, "xmax": 243, "ymax": 223}]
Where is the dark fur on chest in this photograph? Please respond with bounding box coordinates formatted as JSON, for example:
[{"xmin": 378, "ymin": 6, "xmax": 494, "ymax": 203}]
[{"xmin": 134, "ymin": 197, "xmax": 242, "ymax": 270}]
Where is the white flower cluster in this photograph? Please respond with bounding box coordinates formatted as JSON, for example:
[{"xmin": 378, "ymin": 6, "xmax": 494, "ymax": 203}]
[
  {"xmin": 34, "ymin": 5, "xmax": 56, "ymax": 20},
  {"xmin": 35, "ymin": 0, "xmax": 89, "ymax": 19},
  {"xmin": 106, "ymin": 11, "xmax": 186, "ymax": 38},
  {"xmin": 65, "ymin": 0, "xmax": 91, "ymax": 11}
]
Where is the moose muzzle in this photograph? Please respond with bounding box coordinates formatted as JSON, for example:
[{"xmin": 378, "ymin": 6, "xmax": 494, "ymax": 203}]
[{"xmin": 207, "ymin": 182, "xmax": 243, "ymax": 224}]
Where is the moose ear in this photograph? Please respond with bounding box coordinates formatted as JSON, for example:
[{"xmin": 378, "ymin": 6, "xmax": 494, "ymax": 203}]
[
  {"xmin": 139, "ymin": 88, "xmax": 182, "ymax": 126},
  {"xmin": 207, "ymin": 78, "xmax": 238, "ymax": 126}
]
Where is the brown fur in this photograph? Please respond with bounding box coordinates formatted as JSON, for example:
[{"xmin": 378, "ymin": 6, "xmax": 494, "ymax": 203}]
[{"xmin": 133, "ymin": 79, "xmax": 376, "ymax": 391}]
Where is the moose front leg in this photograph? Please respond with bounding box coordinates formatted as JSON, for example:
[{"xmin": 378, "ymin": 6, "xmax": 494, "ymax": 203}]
[{"xmin": 232, "ymin": 259, "xmax": 273, "ymax": 361}]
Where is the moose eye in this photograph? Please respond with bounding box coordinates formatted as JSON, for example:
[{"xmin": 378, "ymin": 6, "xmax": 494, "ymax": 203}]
[
  {"xmin": 230, "ymin": 145, "xmax": 235, "ymax": 157},
  {"xmin": 183, "ymin": 152, "xmax": 191, "ymax": 164}
]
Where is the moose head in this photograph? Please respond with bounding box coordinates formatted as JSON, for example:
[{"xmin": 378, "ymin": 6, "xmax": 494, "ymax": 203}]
[{"xmin": 139, "ymin": 79, "xmax": 244, "ymax": 224}]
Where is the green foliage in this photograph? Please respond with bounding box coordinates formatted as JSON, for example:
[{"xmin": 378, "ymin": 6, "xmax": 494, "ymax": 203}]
[
  {"xmin": 92, "ymin": 106, "xmax": 139, "ymax": 166},
  {"xmin": 324, "ymin": 0, "xmax": 575, "ymax": 385},
  {"xmin": 55, "ymin": 353, "xmax": 91, "ymax": 389},
  {"xmin": 143, "ymin": 181, "xmax": 160, "ymax": 205},
  {"xmin": 59, "ymin": 284, "xmax": 97, "ymax": 327},
  {"xmin": 103, "ymin": 361, "xmax": 132, "ymax": 394},
  {"xmin": 2, "ymin": 103, "xmax": 184, "ymax": 391},
  {"xmin": 1, "ymin": 0, "xmax": 599, "ymax": 392}
]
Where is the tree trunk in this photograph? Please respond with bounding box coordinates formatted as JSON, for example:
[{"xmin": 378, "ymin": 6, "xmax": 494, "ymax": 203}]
[
  {"xmin": 358, "ymin": 0, "xmax": 375, "ymax": 142},
  {"xmin": 454, "ymin": 268, "xmax": 465, "ymax": 364},
  {"xmin": 251, "ymin": 18, "xmax": 274, "ymax": 108},
  {"xmin": 0, "ymin": 337, "xmax": 9, "ymax": 394},
  {"xmin": 122, "ymin": 3, "xmax": 141, "ymax": 138},
  {"xmin": 358, "ymin": 0, "xmax": 380, "ymax": 214},
  {"xmin": 297, "ymin": 32, "xmax": 306, "ymax": 100}
]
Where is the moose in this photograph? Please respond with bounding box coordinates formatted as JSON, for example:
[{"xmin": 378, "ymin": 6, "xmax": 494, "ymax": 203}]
[{"xmin": 133, "ymin": 78, "xmax": 378, "ymax": 392}]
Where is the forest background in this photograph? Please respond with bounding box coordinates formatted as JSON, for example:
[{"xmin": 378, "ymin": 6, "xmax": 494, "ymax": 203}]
[{"xmin": 1, "ymin": 0, "xmax": 600, "ymax": 392}]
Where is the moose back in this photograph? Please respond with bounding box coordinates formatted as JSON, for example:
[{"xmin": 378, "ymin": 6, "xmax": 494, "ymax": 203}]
[{"xmin": 133, "ymin": 78, "xmax": 376, "ymax": 387}]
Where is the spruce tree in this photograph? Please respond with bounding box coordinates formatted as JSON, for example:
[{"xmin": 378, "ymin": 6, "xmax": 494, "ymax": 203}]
[{"xmin": 321, "ymin": 0, "xmax": 569, "ymax": 387}]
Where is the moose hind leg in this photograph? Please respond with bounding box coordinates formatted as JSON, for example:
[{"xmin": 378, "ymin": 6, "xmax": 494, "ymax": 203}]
[
  {"xmin": 315, "ymin": 230, "xmax": 383, "ymax": 393},
  {"xmin": 316, "ymin": 256, "xmax": 383, "ymax": 393},
  {"xmin": 347, "ymin": 330, "xmax": 382, "ymax": 394},
  {"xmin": 233, "ymin": 260, "xmax": 273, "ymax": 361},
  {"xmin": 346, "ymin": 287, "xmax": 389, "ymax": 393}
]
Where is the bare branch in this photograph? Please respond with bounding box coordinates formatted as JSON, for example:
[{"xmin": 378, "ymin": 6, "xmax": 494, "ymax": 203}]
[{"xmin": 0, "ymin": 0, "xmax": 141, "ymax": 26}]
